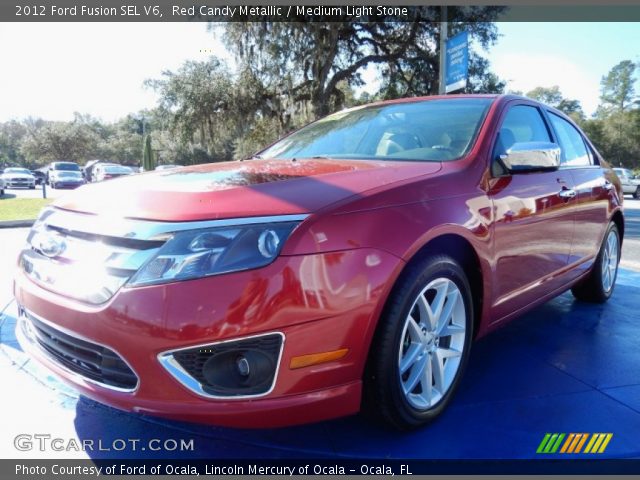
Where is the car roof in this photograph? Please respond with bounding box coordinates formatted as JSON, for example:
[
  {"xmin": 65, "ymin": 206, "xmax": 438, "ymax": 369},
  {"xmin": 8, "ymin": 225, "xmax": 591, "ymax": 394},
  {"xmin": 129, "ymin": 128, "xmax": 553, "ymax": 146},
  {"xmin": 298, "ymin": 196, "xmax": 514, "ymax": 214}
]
[{"xmin": 363, "ymin": 93, "xmax": 564, "ymax": 114}]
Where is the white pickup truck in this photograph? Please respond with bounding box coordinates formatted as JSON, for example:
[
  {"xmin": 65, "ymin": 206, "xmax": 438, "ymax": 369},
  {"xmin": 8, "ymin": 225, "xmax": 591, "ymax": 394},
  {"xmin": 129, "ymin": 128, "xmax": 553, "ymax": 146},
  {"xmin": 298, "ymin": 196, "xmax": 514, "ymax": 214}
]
[{"xmin": 613, "ymin": 168, "xmax": 640, "ymax": 199}]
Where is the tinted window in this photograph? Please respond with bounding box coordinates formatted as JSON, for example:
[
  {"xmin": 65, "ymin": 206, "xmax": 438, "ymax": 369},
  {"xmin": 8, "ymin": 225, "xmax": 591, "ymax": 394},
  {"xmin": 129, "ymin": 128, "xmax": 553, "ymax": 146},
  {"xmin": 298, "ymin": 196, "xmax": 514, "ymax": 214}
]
[
  {"xmin": 548, "ymin": 113, "xmax": 591, "ymax": 167},
  {"xmin": 260, "ymin": 98, "xmax": 493, "ymax": 162},
  {"xmin": 53, "ymin": 162, "xmax": 80, "ymax": 171},
  {"xmin": 104, "ymin": 166, "xmax": 132, "ymax": 173},
  {"xmin": 496, "ymin": 105, "xmax": 551, "ymax": 155}
]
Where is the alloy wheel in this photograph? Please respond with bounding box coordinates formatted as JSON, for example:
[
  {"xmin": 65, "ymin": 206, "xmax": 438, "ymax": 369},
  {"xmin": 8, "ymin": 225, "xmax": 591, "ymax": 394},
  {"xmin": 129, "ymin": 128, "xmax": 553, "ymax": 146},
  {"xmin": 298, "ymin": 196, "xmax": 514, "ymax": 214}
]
[
  {"xmin": 601, "ymin": 229, "xmax": 619, "ymax": 293},
  {"xmin": 398, "ymin": 277, "xmax": 466, "ymax": 410}
]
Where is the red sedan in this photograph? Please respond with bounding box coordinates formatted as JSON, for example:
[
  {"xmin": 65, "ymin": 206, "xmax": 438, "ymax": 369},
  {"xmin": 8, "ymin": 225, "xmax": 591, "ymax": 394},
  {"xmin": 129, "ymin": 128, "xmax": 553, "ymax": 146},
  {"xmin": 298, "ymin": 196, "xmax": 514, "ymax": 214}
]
[{"xmin": 14, "ymin": 95, "xmax": 623, "ymax": 430}]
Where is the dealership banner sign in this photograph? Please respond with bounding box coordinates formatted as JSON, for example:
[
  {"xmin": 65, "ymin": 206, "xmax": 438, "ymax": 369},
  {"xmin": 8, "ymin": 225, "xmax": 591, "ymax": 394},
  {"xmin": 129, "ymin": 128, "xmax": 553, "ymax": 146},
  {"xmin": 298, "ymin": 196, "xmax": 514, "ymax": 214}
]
[{"xmin": 445, "ymin": 31, "xmax": 469, "ymax": 93}]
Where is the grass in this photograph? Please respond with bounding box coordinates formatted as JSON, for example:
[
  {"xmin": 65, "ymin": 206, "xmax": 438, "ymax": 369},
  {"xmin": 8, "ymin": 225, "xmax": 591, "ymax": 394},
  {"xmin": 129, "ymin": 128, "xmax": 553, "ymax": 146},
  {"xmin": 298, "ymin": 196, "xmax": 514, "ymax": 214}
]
[{"xmin": 0, "ymin": 197, "xmax": 52, "ymax": 221}]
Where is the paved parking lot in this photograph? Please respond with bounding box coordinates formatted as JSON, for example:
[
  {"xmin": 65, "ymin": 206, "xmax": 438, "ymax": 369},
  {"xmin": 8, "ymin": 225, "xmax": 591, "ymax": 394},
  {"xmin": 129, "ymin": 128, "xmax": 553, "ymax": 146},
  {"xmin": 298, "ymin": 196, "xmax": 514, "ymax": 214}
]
[
  {"xmin": 1, "ymin": 184, "xmax": 71, "ymax": 200},
  {"xmin": 0, "ymin": 199, "xmax": 639, "ymax": 460}
]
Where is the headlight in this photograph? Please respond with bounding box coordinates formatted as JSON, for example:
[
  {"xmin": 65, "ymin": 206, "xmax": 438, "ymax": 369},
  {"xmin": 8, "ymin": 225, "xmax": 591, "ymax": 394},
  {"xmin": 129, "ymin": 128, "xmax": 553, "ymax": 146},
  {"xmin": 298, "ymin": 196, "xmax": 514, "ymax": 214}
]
[{"xmin": 127, "ymin": 222, "xmax": 300, "ymax": 287}]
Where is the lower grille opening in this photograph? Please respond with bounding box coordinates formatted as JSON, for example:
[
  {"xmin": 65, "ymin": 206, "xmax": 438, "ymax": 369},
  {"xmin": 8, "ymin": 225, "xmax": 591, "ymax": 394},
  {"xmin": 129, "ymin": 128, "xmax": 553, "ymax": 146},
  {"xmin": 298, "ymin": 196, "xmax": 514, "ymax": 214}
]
[
  {"xmin": 23, "ymin": 313, "xmax": 138, "ymax": 390},
  {"xmin": 166, "ymin": 334, "xmax": 283, "ymax": 397}
]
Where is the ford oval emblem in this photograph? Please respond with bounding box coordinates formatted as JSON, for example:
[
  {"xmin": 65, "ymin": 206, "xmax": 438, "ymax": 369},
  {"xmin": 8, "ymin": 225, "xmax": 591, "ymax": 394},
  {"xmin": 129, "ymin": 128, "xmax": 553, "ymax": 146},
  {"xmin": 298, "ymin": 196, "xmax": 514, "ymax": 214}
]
[{"xmin": 35, "ymin": 232, "xmax": 66, "ymax": 258}]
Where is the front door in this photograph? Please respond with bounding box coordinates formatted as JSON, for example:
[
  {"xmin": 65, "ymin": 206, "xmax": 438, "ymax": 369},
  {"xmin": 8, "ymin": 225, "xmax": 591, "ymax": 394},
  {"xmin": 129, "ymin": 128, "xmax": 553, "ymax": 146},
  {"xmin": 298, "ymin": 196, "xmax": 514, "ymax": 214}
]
[{"xmin": 488, "ymin": 103, "xmax": 576, "ymax": 323}]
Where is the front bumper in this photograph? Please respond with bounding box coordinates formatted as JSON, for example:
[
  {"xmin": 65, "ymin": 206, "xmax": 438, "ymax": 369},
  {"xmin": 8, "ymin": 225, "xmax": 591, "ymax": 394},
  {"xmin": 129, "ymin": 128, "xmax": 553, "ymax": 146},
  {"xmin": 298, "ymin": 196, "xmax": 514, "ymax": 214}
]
[
  {"xmin": 51, "ymin": 181, "xmax": 83, "ymax": 188},
  {"xmin": 6, "ymin": 180, "xmax": 35, "ymax": 188},
  {"xmin": 14, "ymin": 248, "xmax": 401, "ymax": 427}
]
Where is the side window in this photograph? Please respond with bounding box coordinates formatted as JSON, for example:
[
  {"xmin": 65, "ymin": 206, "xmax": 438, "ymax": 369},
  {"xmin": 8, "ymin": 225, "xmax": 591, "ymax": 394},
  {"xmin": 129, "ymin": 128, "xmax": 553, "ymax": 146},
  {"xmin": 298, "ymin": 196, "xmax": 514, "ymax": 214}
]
[
  {"xmin": 494, "ymin": 105, "xmax": 551, "ymax": 158},
  {"xmin": 548, "ymin": 113, "xmax": 592, "ymax": 167}
]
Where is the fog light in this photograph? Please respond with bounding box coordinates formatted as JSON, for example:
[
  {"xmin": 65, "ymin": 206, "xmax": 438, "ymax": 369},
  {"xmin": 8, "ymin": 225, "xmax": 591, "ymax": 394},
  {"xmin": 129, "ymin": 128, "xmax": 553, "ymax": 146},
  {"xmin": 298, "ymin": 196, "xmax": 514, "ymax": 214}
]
[
  {"xmin": 236, "ymin": 355, "xmax": 250, "ymax": 377},
  {"xmin": 164, "ymin": 333, "xmax": 283, "ymax": 398},
  {"xmin": 202, "ymin": 349, "xmax": 275, "ymax": 394}
]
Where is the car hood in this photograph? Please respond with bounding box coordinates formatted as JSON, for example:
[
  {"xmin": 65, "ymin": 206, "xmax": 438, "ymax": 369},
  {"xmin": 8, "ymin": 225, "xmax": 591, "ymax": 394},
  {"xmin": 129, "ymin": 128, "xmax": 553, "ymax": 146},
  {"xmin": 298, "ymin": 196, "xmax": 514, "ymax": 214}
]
[
  {"xmin": 2, "ymin": 173, "xmax": 33, "ymax": 179},
  {"xmin": 53, "ymin": 158, "xmax": 441, "ymax": 221}
]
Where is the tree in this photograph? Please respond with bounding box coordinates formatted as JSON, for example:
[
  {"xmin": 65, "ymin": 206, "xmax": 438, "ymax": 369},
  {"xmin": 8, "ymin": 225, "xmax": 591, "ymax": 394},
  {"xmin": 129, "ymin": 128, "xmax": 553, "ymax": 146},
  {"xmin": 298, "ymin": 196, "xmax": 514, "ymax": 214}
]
[
  {"xmin": 526, "ymin": 86, "xmax": 563, "ymax": 106},
  {"xmin": 142, "ymin": 134, "xmax": 154, "ymax": 171},
  {"xmin": 225, "ymin": 7, "xmax": 506, "ymax": 120},
  {"xmin": 525, "ymin": 85, "xmax": 585, "ymax": 122},
  {"xmin": 599, "ymin": 60, "xmax": 638, "ymax": 114},
  {"xmin": 465, "ymin": 55, "xmax": 506, "ymax": 94},
  {"xmin": 145, "ymin": 58, "xmax": 267, "ymax": 161},
  {"xmin": 20, "ymin": 120, "xmax": 99, "ymax": 165},
  {"xmin": 0, "ymin": 120, "xmax": 28, "ymax": 168}
]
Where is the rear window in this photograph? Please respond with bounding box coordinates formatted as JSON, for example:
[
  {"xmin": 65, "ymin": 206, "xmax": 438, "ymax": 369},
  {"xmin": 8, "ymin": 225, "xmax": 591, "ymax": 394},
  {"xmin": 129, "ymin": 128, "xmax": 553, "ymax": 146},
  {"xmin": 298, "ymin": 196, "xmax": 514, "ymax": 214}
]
[
  {"xmin": 104, "ymin": 166, "xmax": 131, "ymax": 173},
  {"xmin": 53, "ymin": 162, "xmax": 80, "ymax": 171},
  {"xmin": 548, "ymin": 113, "xmax": 592, "ymax": 167}
]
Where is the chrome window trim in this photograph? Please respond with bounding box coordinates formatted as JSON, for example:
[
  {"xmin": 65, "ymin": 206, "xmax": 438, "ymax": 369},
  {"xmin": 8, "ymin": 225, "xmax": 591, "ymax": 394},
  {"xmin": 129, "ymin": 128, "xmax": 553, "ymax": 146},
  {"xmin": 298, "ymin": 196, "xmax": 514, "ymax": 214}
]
[
  {"xmin": 17, "ymin": 307, "xmax": 140, "ymax": 393},
  {"xmin": 157, "ymin": 332, "xmax": 285, "ymax": 400},
  {"xmin": 40, "ymin": 207, "xmax": 309, "ymax": 241}
]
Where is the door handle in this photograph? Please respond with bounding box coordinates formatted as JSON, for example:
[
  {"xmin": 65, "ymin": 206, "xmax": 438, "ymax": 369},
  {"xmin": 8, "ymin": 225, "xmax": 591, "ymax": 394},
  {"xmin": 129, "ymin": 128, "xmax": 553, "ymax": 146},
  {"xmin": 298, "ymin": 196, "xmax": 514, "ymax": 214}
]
[
  {"xmin": 558, "ymin": 188, "xmax": 577, "ymax": 200},
  {"xmin": 603, "ymin": 181, "xmax": 614, "ymax": 191}
]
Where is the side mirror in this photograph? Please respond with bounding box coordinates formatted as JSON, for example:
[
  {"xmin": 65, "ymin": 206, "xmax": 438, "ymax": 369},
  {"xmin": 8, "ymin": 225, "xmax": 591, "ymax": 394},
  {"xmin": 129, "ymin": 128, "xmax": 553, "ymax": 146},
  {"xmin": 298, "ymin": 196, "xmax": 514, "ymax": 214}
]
[{"xmin": 498, "ymin": 142, "xmax": 561, "ymax": 174}]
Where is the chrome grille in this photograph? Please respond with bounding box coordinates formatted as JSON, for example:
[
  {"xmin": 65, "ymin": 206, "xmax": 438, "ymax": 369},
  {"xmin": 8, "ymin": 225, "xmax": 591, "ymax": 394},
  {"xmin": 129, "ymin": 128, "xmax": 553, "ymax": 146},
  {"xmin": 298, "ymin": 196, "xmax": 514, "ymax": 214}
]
[{"xmin": 20, "ymin": 208, "xmax": 165, "ymax": 304}]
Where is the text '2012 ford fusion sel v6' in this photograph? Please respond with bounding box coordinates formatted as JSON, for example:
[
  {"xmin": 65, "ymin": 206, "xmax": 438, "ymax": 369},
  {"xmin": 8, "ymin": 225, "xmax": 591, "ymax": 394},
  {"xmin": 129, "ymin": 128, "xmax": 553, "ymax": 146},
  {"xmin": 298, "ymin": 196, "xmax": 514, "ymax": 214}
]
[{"xmin": 14, "ymin": 95, "xmax": 623, "ymax": 430}]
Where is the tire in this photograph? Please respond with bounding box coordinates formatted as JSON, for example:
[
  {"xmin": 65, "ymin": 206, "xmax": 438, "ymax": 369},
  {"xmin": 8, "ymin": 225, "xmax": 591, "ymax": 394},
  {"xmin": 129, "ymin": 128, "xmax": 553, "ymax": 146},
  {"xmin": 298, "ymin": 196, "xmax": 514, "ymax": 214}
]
[
  {"xmin": 364, "ymin": 254, "xmax": 474, "ymax": 430},
  {"xmin": 29, "ymin": 185, "xmax": 35, "ymax": 189},
  {"xmin": 571, "ymin": 222, "xmax": 620, "ymax": 303},
  {"xmin": 634, "ymin": 187, "xmax": 640, "ymax": 200}
]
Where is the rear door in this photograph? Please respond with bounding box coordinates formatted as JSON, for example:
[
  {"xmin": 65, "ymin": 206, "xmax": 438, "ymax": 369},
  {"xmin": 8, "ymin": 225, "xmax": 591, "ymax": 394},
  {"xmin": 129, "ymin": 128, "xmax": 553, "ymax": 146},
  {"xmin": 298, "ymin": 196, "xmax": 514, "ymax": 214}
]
[
  {"xmin": 545, "ymin": 111, "xmax": 611, "ymax": 280},
  {"xmin": 489, "ymin": 103, "xmax": 576, "ymax": 322}
]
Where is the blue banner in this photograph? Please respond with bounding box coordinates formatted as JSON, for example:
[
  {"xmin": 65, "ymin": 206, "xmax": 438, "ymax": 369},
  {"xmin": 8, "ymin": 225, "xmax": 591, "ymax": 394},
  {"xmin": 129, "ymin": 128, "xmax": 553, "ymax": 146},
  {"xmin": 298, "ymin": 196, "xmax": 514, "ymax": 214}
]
[{"xmin": 445, "ymin": 31, "xmax": 469, "ymax": 93}]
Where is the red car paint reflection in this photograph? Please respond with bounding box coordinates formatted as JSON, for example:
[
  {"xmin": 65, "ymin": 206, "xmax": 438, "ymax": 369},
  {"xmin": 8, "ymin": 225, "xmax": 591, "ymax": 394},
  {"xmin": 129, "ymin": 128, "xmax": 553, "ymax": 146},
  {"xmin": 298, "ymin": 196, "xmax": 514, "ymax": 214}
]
[{"xmin": 14, "ymin": 95, "xmax": 624, "ymax": 428}]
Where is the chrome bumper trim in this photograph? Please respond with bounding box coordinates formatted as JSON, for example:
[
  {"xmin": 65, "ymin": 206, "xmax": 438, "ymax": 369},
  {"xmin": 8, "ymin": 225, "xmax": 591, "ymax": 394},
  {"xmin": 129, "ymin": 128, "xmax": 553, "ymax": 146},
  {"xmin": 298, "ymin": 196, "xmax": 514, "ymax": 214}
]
[
  {"xmin": 157, "ymin": 332, "xmax": 285, "ymax": 400},
  {"xmin": 40, "ymin": 207, "xmax": 309, "ymax": 241}
]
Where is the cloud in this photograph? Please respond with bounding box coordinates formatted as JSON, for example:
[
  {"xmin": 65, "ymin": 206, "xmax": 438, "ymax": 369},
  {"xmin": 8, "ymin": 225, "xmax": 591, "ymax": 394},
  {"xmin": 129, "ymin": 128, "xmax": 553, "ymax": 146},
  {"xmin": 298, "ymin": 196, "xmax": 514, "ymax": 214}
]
[{"xmin": 491, "ymin": 53, "xmax": 601, "ymax": 115}]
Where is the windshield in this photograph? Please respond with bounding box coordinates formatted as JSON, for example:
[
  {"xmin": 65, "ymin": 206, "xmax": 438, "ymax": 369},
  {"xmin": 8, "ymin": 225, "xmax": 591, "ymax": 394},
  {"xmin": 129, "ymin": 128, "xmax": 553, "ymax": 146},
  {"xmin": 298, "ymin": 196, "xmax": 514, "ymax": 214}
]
[
  {"xmin": 53, "ymin": 162, "xmax": 80, "ymax": 171},
  {"xmin": 260, "ymin": 98, "xmax": 493, "ymax": 162},
  {"xmin": 58, "ymin": 171, "xmax": 82, "ymax": 177},
  {"xmin": 5, "ymin": 168, "xmax": 31, "ymax": 174}
]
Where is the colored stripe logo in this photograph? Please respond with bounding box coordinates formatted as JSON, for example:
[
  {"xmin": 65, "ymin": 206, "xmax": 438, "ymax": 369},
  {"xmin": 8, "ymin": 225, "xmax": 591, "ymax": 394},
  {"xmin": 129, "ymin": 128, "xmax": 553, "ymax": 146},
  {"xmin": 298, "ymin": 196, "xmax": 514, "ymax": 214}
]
[{"xmin": 537, "ymin": 433, "xmax": 612, "ymax": 454}]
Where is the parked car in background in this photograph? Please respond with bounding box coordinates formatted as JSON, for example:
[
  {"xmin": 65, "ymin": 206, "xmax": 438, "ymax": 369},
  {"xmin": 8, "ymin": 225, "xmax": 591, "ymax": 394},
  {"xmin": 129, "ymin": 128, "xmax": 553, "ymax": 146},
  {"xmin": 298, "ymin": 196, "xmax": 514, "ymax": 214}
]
[
  {"xmin": 14, "ymin": 95, "xmax": 624, "ymax": 430},
  {"xmin": 83, "ymin": 159, "xmax": 104, "ymax": 182},
  {"xmin": 613, "ymin": 168, "xmax": 640, "ymax": 198},
  {"xmin": 30, "ymin": 170, "xmax": 46, "ymax": 186},
  {"xmin": 49, "ymin": 170, "xmax": 85, "ymax": 189},
  {"xmin": 93, "ymin": 164, "xmax": 134, "ymax": 182},
  {"xmin": 155, "ymin": 164, "xmax": 181, "ymax": 171},
  {"xmin": 47, "ymin": 162, "xmax": 81, "ymax": 186},
  {"xmin": 0, "ymin": 176, "xmax": 5, "ymax": 196},
  {"xmin": 1, "ymin": 167, "xmax": 36, "ymax": 189}
]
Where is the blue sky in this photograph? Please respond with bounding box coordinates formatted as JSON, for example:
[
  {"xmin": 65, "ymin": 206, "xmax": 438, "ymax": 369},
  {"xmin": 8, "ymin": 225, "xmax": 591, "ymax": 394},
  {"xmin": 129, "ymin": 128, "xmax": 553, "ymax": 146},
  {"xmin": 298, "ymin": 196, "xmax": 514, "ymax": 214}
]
[
  {"xmin": 0, "ymin": 22, "xmax": 637, "ymax": 121},
  {"xmin": 489, "ymin": 22, "xmax": 640, "ymax": 114}
]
